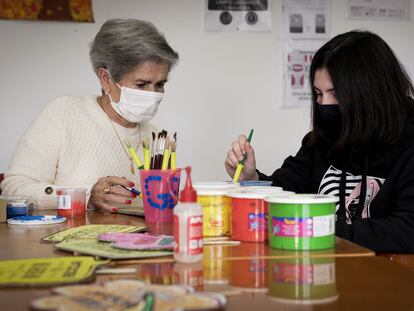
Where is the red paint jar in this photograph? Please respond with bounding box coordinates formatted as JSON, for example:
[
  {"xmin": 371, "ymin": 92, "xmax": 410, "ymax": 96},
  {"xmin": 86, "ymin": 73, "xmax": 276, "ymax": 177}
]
[
  {"xmin": 56, "ymin": 188, "xmax": 87, "ymax": 218},
  {"xmin": 228, "ymin": 188, "xmax": 283, "ymax": 242}
]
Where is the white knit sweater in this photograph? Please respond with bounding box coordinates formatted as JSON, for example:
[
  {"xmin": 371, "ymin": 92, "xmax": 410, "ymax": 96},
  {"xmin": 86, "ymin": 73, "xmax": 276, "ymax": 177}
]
[{"xmin": 1, "ymin": 96, "xmax": 156, "ymax": 210}]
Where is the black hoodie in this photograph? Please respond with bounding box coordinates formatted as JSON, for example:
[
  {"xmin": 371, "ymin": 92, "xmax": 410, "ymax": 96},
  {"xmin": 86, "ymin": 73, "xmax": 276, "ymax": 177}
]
[{"xmin": 258, "ymin": 113, "xmax": 414, "ymax": 253}]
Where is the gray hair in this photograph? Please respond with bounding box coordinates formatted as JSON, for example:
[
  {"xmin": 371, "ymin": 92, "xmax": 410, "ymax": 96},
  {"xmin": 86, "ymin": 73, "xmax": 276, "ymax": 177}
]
[{"xmin": 89, "ymin": 19, "xmax": 179, "ymax": 82}]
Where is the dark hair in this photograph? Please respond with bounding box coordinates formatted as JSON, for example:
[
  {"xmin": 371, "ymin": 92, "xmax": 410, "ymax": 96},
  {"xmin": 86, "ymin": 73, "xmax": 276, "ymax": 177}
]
[{"xmin": 310, "ymin": 30, "xmax": 414, "ymax": 154}]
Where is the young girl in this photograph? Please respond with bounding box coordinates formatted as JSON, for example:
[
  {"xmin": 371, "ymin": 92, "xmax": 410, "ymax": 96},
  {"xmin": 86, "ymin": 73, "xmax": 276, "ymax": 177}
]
[{"xmin": 225, "ymin": 30, "xmax": 414, "ymax": 253}]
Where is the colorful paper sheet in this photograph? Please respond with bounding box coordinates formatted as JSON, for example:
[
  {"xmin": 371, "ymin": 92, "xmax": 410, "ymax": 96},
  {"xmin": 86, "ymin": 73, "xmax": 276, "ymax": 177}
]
[
  {"xmin": 0, "ymin": 257, "xmax": 108, "ymax": 287},
  {"xmin": 98, "ymin": 233, "xmax": 174, "ymax": 250},
  {"xmin": 31, "ymin": 280, "xmax": 226, "ymax": 311},
  {"xmin": 54, "ymin": 239, "xmax": 172, "ymax": 259},
  {"xmin": 42, "ymin": 224, "xmax": 146, "ymax": 242}
]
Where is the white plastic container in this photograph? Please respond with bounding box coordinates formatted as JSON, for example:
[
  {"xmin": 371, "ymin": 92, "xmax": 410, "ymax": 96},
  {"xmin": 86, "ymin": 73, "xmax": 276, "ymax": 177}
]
[{"xmin": 174, "ymin": 167, "xmax": 203, "ymax": 263}]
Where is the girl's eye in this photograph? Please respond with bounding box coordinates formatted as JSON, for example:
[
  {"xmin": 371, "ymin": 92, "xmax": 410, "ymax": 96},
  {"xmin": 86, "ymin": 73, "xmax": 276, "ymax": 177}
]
[{"xmin": 136, "ymin": 83, "xmax": 146, "ymax": 89}]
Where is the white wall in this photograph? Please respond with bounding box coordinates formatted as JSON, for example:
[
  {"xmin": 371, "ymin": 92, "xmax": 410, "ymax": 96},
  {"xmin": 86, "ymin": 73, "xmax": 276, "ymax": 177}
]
[{"xmin": 1, "ymin": 0, "xmax": 413, "ymax": 182}]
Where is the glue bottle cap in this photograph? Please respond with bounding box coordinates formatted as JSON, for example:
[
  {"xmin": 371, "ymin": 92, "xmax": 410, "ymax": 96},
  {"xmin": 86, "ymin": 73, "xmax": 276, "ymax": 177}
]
[{"xmin": 179, "ymin": 166, "xmax": 197, "ymax": 203}]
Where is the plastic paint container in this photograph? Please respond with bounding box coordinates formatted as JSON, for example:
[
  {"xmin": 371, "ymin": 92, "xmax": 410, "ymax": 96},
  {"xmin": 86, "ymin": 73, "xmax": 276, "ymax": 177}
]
[
  {"xmin": 196, "ymin": 188, "xmax": 232, "ymax": 237},
  {"xmin": 228, "ymin": 187, "xmax": 283, "ymax": 242},
  {"xmin": 268, "ymin": 257, "xmax": 338, "ymax": 304},
  {"xmin": 266, "ymin": 194, "xmax": 338, "ymax": 250},
  {"xmin": 3, "ymin": 195, "xmax": 31, "ymax": 219},
  {"xmin": 56, "ymin": 188, "xmax": 87, "ymax": 218}
]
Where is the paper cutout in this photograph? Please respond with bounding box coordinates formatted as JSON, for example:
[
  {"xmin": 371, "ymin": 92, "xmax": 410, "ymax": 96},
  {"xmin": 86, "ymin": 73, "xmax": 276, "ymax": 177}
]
[
  {"xmin": 54, "ymin": 238, "xmax": 172, "ymax": 259},
  {"xmin": 31, "ymin": 280, "xmax": 226, "ymax": 310},
  {"xmin": 42, "ymin": 224, "xmax": 145, "ymax": 242},
  {"xmin": 0, "ymin": 257, "xmax": 107, "ymax": 287},
  {"xmin": 98, "ymin": 233, "xmax": 174, "ymax": 250}
]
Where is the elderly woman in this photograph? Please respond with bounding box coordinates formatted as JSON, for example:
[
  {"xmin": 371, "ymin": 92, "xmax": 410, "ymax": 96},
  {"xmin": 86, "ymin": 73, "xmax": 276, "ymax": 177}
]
[{"xmin": 1, "ymin": 19, "xmax": 179, "ymax": 212}]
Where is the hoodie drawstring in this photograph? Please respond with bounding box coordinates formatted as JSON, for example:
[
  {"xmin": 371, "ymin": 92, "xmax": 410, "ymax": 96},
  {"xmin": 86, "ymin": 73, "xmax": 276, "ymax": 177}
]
[{"xmin": 338, "ymin": 161, "xmax": 347, "ymax": 221}]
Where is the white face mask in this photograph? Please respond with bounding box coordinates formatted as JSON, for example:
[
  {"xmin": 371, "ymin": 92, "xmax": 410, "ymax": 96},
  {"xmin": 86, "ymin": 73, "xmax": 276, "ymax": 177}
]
[{"xmin": 106, "ymin": 70, "xmax": 164, "ymax": 123}]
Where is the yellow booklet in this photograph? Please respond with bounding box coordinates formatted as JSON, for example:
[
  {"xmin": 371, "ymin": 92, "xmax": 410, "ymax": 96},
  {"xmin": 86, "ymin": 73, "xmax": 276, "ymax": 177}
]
[
  {"xmin": 42, "ymin": 224, "xmax": 146, "ymax": 242},
  {"xmin": 0, "ymin": 257, "xmax": 108, "ymax": 287}
]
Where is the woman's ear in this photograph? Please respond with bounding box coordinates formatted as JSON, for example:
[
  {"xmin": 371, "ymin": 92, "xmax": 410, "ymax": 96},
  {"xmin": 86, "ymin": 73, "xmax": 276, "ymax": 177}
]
[{"xmin": 98, "ymin": 67, "xmax": 111, "ymax": 94}]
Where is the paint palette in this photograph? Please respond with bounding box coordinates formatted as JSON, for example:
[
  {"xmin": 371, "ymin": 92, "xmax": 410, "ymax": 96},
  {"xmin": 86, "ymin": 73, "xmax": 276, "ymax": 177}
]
[{"xmin": 7, "ymin": 215, "xmax": 67, "ymax": 226}]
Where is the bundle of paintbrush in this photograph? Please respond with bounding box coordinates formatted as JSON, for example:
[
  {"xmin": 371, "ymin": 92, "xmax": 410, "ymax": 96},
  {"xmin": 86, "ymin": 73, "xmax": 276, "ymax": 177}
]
[{"xmin": 142, "ymin": 130, "xmax": 177, "ymax": 170}]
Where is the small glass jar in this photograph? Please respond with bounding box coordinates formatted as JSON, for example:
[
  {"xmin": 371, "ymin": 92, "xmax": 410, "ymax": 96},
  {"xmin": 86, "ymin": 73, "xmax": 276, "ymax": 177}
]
[{"xmin": 3, "ymin": 195, "xmax": 31, "ymax": 219}]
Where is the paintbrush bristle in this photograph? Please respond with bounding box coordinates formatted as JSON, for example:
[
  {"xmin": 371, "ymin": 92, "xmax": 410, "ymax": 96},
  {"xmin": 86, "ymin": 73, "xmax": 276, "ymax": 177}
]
[
  {"xmin": 170, "ymin": 139, "xmax": 176, "ymax": 152},
  {"xmin": 165, "ymin": 136, "xmax": 171, "ymax": 150},
  {"xmin": 152, "ymin": 132, "xmax": 156, "ymax": 141},
  {"xmin": 124, "ymin": 138, "xmax": 132, "ymax": 148},
  {"xmin": 173, "ymin": 132, "xmax": 177, "ymax": 142},
  {"xmin": 142, "ymin": 137, "xmax": 150, "ymax": 149}
]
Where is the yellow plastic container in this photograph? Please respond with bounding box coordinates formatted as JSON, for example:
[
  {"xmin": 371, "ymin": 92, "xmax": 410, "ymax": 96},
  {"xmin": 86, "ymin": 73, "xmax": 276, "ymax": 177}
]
[
  {"xmin": 197, "ymin": 189, "xmax": 231, "ymax": 237},
  {"xmin": 194, "ymin": 183, "xmax": 237, "ymax": 237}
]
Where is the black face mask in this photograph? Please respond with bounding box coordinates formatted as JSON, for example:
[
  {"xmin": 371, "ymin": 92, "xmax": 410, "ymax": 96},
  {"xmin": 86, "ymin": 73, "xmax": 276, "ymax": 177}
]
[{"xmin": 318, "ymin": 104, "xmax": 343, "ymax": 139}]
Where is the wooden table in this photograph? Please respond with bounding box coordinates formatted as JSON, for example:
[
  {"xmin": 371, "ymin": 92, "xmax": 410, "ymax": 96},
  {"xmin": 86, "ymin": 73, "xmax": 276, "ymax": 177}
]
[
  {"xmin": 3, "ymin": 211, "xmax": 408, "ymax": 311},
  {"xmin": 378, "ymin": 253, "xmax": 414, "ymax": 270},
  {"xmin": 1, "ymin": 256, "xmax": 413, "ymax": 310},
  {"xmin": 0, "ymin": 211, "xmax": 374, "ymax": 261}
]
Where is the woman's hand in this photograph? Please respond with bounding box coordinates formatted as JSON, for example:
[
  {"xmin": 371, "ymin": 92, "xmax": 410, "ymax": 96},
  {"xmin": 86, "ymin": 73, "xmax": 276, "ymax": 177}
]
[
  {"xmin": 89, "ymin": 176, "xmax": 137, "ymax": 212},
  {"xmin": 225, "ymin": 134, "xmax": 259, "ymax": 181}
]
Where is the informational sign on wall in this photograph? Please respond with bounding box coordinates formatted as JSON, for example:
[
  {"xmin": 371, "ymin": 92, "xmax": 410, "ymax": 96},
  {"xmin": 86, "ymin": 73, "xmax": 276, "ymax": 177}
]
[
  {"xmin": 346, "ymin": 0, "xmax": 410, "ymax": 21},
  {"xmin": 282, "ymin": 0, "xmax": 331, "ymax": 108},
  {"xmin": 204, "ymin": 0, "xmax": 271, "ymax": 32}
]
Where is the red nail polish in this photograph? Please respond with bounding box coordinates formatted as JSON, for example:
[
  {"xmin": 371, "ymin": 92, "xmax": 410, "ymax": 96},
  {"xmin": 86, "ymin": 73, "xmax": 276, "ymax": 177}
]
[
  {"xmin": 125, "ymin": 199, "xmax": 132, "ymax": 204},
  {"xmin": 131, "ymin": 194, "xmax": 137, "ymax": 198},
  {"xmin": 112, "ymin": 208, "xmax": 118, "ymax": 212},
  {"xmin": 128, "ymin": 182, "xmax": 135, "ymax": 187}
]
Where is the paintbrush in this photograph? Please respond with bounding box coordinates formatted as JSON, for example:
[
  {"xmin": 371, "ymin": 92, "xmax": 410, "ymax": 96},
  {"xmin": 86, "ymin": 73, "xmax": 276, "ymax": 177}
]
[
  {"xmin": 170, "ymin": 133, "xmax": 177, "ymax": 169},
  {"xmin": 156, "ymin": 130, "xmax": 167, "ymax": 169},
  {"xmin": 161, "ymin": 136, "xmax": 171, "ymax": 170},
  {"xmin": 233, "ymin": 129, "xmax": 254, "ymax": 183},
  {"xmin": 154, "ymin": 132, "xmax": 162, "ymax": 169},
  {"xmin": 150, "ymin": 132, "xmax": 156, "ymax": 169},
  {"xmin": 125, "ymin": 138, "xmax": 144, "ymax": 170}
]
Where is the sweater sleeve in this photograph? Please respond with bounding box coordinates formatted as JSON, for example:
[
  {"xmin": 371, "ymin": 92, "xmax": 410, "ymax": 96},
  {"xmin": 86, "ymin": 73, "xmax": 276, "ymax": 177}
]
[
  {"xmin": 336, "ymin": 148, "xmax": 414, "ymax": 253},
  {"xmin": 1, "ymin": 98, "xmax": 65, "ymax": 210},
  {"xmin": 257, "ymin": 133, "xmax": 314, "ymax": 193}
]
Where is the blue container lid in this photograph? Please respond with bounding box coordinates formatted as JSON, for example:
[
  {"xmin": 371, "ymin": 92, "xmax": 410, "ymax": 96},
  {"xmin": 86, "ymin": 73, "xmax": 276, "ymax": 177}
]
[{"xmin": 240, "ymin": 180, "xmax": 273, "ymax": 187}]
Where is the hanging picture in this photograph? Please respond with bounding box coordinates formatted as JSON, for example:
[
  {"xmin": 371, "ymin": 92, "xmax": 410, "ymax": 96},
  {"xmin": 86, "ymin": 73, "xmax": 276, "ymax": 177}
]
[
  {"xmin": 0, "ymin": 0, "xmax": 94, "ymax": 23},
  {"xmin": 205, "ymin": 0, "xmax": 271, "ymax": 32}
]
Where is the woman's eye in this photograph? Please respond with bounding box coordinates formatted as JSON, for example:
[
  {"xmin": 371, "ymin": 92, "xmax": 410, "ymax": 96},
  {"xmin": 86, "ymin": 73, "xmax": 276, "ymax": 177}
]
[
  {"xmin": 136, "ymin": 83, "xmax": 147, "ymax": 89},
  {"xmin": 156, "ymin": 83, "xmax": 165, "ymax": 90}
]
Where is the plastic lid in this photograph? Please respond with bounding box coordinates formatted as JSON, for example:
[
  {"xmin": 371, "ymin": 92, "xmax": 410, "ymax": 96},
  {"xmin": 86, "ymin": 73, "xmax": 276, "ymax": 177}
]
[
  {"xmin": 193, "ymin": 181, "xmax": 239, "ymax": 189},
  {"xmin": 197, "ymin": 188, "xmax": 231, "ymax": 196},
  {"xmin": 265, "ymin": 194, "xmax": 339, "ymax": 204},
  {"xmin": 227, "ymin": 189, "xmax": 269, "ymax": 199},
  {"xmin": 242, "ymin": 186, "xmax": 283, "ymax": 193},
  {"xmin": 239, "ymin": 180, "xmax": 273, "ymax": 187},
  {"xmin": 180, "ymin": 167, "xmax": 197, "ymax": 203}
]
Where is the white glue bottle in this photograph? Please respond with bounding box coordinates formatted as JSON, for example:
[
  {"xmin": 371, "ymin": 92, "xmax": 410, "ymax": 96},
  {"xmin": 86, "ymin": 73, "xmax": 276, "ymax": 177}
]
[{"xmin": 173, "ymin": 166, "xmax": 203, "ymax": 263}]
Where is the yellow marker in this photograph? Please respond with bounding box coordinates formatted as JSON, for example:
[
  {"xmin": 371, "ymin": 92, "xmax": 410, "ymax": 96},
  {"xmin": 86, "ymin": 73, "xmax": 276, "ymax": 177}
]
[
  {"xmin": 233, "ymin": 164, "xmax": 244, "ymax": 184},
  {"xmin": 233, "ymin": 129, "xmax": 254, "ymax": 183},
  {"xmin": 170, "ymin": 152, "xmax": 176, "ymax": 169},
  {"xmin": 144, "ymin": 148, "xmax": 150, "ymax": 170}
]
